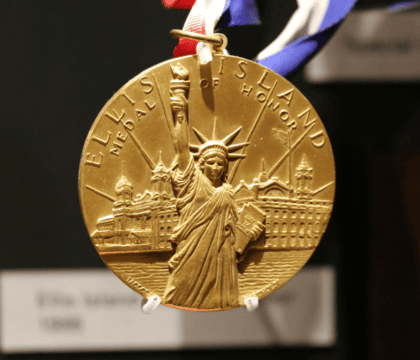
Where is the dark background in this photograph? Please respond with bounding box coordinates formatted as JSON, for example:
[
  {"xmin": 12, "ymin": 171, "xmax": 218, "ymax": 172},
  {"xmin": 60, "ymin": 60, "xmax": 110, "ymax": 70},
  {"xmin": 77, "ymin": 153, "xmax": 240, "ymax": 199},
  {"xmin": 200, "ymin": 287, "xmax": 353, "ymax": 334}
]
[{"xmin": 1, "ymin": 1, "xmax": 420, "ymax": 359}]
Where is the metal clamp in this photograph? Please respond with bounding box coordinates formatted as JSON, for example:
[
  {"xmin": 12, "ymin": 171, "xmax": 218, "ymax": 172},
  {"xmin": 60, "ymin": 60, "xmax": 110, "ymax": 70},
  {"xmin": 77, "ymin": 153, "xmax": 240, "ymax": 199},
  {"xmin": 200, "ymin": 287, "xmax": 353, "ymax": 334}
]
[
  {"xmin": 244, "ymin": 297, "xmax": 259, "ymax": 312},
  {"xmin": 141, "ymin": 295, "xmax": 161, "ymax": 314}
]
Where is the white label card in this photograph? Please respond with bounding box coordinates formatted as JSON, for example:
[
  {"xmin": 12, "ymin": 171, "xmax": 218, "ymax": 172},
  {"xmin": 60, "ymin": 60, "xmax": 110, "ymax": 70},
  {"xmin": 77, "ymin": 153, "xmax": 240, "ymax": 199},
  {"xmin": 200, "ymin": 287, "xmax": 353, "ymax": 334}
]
[
  {"xmin": 0, "ymin": 267, "xmax": 335, "ymax": 353},
  {"xmin": 306, "ymin": 9, "xmax": 420, "ymax": 82}
]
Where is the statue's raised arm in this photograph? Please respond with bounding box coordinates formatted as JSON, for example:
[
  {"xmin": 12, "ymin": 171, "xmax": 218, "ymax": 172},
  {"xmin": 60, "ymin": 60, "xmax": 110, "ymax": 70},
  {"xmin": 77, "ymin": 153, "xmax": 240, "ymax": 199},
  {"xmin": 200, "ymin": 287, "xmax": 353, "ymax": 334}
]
[{"xmin": 170, "ymin": 64, "xmax": 190, "ymax": 171}]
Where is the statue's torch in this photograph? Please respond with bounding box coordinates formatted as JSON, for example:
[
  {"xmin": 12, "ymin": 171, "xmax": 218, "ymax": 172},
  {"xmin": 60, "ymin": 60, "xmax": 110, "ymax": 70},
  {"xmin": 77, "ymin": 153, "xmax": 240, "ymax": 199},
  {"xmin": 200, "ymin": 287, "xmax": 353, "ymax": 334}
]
[{"xmin": 170, "ymin": 63, "xmax": 190, "ymax": 124}]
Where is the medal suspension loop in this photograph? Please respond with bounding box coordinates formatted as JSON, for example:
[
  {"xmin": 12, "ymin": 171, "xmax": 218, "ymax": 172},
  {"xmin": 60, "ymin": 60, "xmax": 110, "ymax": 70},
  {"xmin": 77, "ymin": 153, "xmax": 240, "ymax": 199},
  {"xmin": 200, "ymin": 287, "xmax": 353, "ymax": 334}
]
[{"xmin": 171, "ymin": 30, "xmax": 228, "ymax": 64}]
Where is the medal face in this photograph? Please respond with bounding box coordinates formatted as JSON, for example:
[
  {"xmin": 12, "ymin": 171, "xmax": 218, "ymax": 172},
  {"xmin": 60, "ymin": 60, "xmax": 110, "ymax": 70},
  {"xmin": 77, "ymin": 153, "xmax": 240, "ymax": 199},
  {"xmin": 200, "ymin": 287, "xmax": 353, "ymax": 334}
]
[{"xmin": 79, "ymin": 55, "xmax": 335, "ymax": 311}]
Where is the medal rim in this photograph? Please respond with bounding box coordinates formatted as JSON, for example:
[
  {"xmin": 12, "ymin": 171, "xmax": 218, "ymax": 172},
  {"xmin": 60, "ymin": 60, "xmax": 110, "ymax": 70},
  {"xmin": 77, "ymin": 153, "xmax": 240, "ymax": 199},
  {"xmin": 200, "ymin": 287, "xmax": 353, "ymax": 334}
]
[{"xmin": 79, "ymin": 54, "xmax": 336, "ymax": 311}]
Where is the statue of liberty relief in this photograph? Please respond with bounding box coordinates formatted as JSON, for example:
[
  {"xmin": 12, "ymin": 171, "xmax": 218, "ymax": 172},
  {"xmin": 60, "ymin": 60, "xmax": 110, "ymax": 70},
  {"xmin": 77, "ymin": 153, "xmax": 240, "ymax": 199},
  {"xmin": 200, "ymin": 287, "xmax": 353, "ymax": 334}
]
[{"xmin": 163, "ymin": 64, "xmax": 265, "ymax": 310}]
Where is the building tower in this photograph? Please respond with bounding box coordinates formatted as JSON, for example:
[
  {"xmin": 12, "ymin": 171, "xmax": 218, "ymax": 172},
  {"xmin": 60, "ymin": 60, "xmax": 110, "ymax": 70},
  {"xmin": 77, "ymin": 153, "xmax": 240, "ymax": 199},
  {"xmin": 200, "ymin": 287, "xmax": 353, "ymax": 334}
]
[
  {"xmin": 113, "ymin": 163, "xmax": 133, "ymax": 242},
  {"xmin": 151, "ymin": 152, "xmax": 171, "ymax": 201},
  {"xmin": 258, "ymin": 159, "xmax": 269, "ymax": 183},
  {"xmin": 295, "ymin": 155, "xmax": 313, "ymax": 199},
  {"xmin": 115, "ymin": 161, "xmax": 133, "ymax": 207},
  {"xmin": 115, "ymin": 177, "xmax": 133, "ymax": 207}
]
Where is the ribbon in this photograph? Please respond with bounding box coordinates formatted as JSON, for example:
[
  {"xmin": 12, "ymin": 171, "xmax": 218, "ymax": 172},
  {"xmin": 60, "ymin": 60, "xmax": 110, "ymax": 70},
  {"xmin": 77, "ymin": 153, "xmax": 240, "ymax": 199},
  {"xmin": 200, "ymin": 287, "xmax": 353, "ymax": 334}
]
[
  {"xmin": 163, "ymin": 0, "xmax": 197, "ymax": 9},
  {"xmin": 163, "ymin": 0, "xmax": 359, "ymax": 77},
  {"xmin": 164, "ymin": 0, "xmax": 260, "ymax": 59},
  {"xmin": 387, "ymin": 0, "xmax": 420, "ymax": 11}
]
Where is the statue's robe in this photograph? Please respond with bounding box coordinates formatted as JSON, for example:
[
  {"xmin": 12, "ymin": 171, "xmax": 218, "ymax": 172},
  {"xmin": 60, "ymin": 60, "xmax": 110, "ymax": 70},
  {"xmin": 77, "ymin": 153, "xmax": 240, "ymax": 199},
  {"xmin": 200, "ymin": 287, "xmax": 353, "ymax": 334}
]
[{"xmin": 163, "ymin": 157, "xmax": 239, "ymax": 310}]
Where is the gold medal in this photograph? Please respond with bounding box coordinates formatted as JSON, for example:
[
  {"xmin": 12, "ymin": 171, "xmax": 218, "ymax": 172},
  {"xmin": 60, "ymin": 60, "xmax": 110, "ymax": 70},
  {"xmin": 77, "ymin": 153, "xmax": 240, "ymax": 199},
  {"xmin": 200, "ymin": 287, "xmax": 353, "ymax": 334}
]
[{"xmin": 79, "ymin": 32, "xmax": 335, "ymax": 312}]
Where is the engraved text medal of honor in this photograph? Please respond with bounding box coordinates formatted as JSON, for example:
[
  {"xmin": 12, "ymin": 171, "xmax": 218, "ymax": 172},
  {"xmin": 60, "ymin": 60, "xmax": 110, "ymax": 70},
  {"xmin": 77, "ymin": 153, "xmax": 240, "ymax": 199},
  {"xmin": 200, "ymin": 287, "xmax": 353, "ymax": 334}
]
[{"xmin": 79, "ymin": 0, "xmax": 354, "ymax": 312}]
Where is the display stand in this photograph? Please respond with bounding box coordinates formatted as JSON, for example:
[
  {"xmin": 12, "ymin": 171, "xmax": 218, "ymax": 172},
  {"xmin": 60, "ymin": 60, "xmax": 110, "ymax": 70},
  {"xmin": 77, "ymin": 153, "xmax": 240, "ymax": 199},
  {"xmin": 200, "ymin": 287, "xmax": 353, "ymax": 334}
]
[
  {"xmin": 141, "ymin": 296, "xmax": 258, "ymax": 314},
  {"xmin": 244, "ymin": 297, "xmax": 259, "ymax": 312}
]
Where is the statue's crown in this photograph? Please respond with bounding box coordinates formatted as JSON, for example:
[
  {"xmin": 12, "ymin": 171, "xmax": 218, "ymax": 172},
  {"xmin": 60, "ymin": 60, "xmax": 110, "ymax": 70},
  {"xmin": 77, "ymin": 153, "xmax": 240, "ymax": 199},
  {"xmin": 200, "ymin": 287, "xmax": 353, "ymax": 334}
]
[
  {"xmin": 189, "ymin": 120, "xmax": 249, "ymax": 161},
  {"xmin": 200, "ymin": 141, "xmax": 229, "ymax": 159}
]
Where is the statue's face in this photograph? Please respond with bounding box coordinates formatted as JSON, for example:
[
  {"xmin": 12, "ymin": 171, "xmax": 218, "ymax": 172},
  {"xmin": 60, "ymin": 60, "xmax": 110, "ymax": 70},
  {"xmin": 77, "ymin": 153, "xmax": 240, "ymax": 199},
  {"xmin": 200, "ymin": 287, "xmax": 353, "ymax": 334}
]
[{"xmin": 203, "ymin": 155, "xmax": 226, "ymax": 181}]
